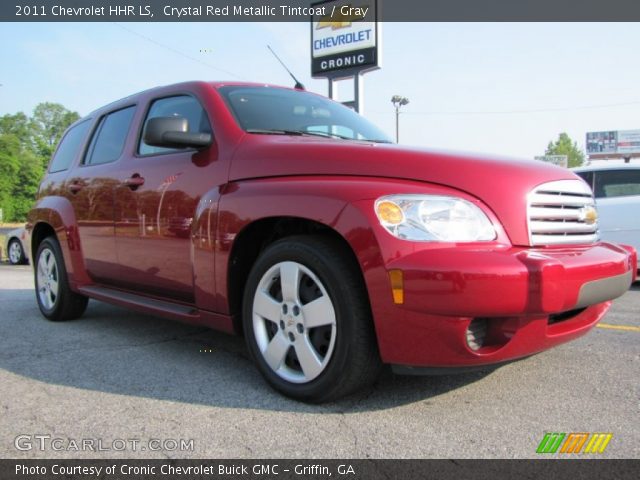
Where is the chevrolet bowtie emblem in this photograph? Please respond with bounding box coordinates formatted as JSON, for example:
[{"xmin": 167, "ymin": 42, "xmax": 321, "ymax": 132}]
[
  {"xmin": 580, "ymin": 206, "xmax": 598, "ymax": 225},
  {"xmin": 316, "ymin": 5, "xmax": 367, "ymax": 29},
  {"xmin": 316, "ymin": 20, "xmax": 354, "ymax": 30}
]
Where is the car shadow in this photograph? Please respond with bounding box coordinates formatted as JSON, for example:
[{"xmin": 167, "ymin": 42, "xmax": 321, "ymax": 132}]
[{"xmin": 0, "ymin": 288, "xmax": 496, "ymax": 413}]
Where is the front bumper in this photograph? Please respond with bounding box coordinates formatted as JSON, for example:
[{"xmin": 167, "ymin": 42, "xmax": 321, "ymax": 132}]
[{"xmin": 372, "ymin": 242, "xmax": 636, "ymax": 368}]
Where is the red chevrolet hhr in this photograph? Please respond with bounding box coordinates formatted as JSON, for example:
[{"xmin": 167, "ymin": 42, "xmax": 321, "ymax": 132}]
[{"xmin": 27, "ymin": 82, "xmax": 637, "ymax": 402}]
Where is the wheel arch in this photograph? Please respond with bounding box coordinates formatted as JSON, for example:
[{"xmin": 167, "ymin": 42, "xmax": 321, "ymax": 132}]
[
  {"xmin": 227, "ymin": 216, "xmax": 368, "ymax": 334},
  {"xmin": 28, "ymin": 196, "xmax": 91, "ymax": 287},
  {"xmin": 30, "ymin": 222, "xmax": 56, "ymax": 261}
]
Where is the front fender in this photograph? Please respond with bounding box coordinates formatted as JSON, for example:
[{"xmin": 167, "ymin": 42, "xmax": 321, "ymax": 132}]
[
  {"xmin": 213, "ymin": 177, "xmax": 424, "ymax": 350},
  {"xmin": 215, "ymin": 175, "xmax": 510, "ymax": 361},
  {"xmin": 214, "ymin": 177, "xmax": 355, "ymax": 315}
]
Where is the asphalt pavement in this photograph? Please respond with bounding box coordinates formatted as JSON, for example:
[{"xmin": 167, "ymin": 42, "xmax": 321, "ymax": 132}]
[{"xmin": 1, "ymin": 263, "xmax": 638, "ymax": 459}]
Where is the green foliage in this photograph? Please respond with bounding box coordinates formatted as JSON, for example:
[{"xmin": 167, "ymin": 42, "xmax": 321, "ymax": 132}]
[
  {"xmin": 0, "ymin": 134, "xmax": 21, "ymax": 221},
  {"xmin": 12, "ymin": 149, "xmax": 44, "ymax": 220},
  {"xmin": 0, "ymin": 103, "xmax": 79, "ymax": 222},
  {"xmin": 545, "ymin": 132, "xmax": 585, "ymax": 168},
  {"xmin": 0, "ymin": 112, "xmax": 31, "ymax": 144},
  {"xmin": 31, "ymin": 102, "xmax": 80, "ymax": 160}
]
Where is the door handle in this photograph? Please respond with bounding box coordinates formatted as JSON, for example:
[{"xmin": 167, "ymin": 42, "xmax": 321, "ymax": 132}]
[
  {"xmin": 68, "ymin": 182, "xmax": 84, "ymax": 194},
  {"xmin": 124, "ymin": 175, "xmax": 145, "ymax": 189}
]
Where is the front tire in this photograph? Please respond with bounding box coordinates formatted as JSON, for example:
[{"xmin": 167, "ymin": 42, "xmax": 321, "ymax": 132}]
[
  {"xmin": 242, "ymin": 235, "xmax": 381, "ymax": 402},
  {"xmin": 8, "ymin": 239, "xmax": 26, "ymax": 265},
  {"xmin": 34, "ymin": 236, "xmax": 88, "ymax": 321}
]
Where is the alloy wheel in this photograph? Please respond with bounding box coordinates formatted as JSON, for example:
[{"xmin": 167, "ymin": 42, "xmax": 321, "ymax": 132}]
[
  {"xmin": 36, "ymin": 247, "xmax": 59, "ymax": 310},
  {"xmin": 252, "ymin": 261, "xmax": 337, "ymax": 384},
  {"xmin": 9, "ymin": 241, "xmax": 23, "ymax": 264}
]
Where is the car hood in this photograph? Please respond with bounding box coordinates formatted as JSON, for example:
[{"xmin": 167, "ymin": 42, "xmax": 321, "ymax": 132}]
[{"xmin": 229, "ymin": 135, "xmax": 581, "ymax": 246}]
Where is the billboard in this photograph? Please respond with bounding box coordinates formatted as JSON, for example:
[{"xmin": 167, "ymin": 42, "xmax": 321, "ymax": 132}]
[
  {"xmin": 311, "ymin": 0, "xmax": 379, "ymax": 78},
  {"xmin": 617, "ymin": 129, "xmax": 640, "ymax": 155},
  {"xmin": 586, "ymin": 129, "xmax": 640, "ymax": 156},
  {"xmin": 586, "ymin": 131, "xmax": 618, "ymax": 154}
]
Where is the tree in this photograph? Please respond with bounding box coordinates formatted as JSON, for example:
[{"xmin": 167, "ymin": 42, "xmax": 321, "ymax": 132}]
[
  {"xmin": 0, "ymin": 112, "xmax": 32, "ymax": 145},
  {"xmin": 12, "ymin": 149, "xmax": 44, "ymax": 220},
  {"xmin": 545, "ymin": 132, "xmax": 585, "ymax": 168},
  {"xmin": 0, "ymin": 103, "xmax": 80, "ymax": 222},
  {"xmin": 0, "ymin": 134, "xmax": 22, "ymax": 221},
  {"xmin": 31, "ymin": 102, "xmax": 80, "ymax": 160}
]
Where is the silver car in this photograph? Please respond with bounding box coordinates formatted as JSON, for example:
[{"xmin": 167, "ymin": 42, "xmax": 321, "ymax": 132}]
[
  {"xmin": 4, "ymin": 227, "xmax": 30, "ymax": 265},
  {"xmin": 573, "ymin": 161, "xmax": 640, "ymax": 259}
]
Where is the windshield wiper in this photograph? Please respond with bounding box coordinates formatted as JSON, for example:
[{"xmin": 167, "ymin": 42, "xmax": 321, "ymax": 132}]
[
  {"xmin": 247, "ymin": 128, "xmax": 342, "ymax": 138},
  {"xmin": 246, "ymin": 128, "xmax": 305, "ymax": 136},
  {"xmin": 303, "ymin": 131, "xmax": 393, "ymax": 143},
  {"xmin": 246, "ymin": 128, "xmax": 391, "ymax": 143},
  {"xmin": 299, "ymin": 130, "xmax": 353, "ymax": 140}
]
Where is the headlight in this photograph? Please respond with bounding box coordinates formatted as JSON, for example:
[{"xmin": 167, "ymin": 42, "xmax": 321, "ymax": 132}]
[{"xmin": 374, "ymin": 194, "xmax": 496, "ymax": 242}]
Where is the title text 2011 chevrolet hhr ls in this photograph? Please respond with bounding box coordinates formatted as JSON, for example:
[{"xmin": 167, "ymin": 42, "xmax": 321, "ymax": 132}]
[{"xmin": 28, "ymin": 82, "xmax": 637, "ymax": 402}]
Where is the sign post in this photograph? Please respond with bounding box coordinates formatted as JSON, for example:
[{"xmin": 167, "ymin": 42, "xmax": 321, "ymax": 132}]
[{"xmin": 310, "ymin": 0, "xmax": 380, "ymax": 113}]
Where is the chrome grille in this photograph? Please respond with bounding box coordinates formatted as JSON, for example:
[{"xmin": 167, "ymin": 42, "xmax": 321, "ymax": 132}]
[{"xmin": 527, "ymin": 180, "xmax": 599, "ymax": 246}]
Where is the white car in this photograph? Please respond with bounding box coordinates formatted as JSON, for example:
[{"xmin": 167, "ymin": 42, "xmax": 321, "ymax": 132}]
[
  {"xmin": 573, "ymin": 161, "xmax": 640, "ymax": 258},
  {"xmin": 4, "ymin": 227, "xmax": 30, "ymax": 265}
]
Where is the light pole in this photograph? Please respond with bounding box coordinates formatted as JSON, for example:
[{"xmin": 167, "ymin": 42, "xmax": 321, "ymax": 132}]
[{"xmin": 391, "ymin": 95, "xmax": 409, "ymax": 143}]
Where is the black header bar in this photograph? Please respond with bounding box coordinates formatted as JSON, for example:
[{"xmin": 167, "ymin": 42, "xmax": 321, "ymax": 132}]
[
  {"xmin": 4, "ymin": 0, "xmax": 640, "ymax": 22},
  {"xmin": 1, "ymin": 459, "xmax": 639, "ymax": 480}
]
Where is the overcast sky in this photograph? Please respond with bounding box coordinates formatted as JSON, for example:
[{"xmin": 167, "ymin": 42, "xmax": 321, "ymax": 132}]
[{"xmin": 1, "ymin": 22, "xmax": 639, "ymax": 159}]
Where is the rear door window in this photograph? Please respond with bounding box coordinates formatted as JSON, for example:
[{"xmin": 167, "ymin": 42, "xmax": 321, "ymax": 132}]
[
  {"xmin": 138, "ymin": 95, "xmax": 211, "ymax": 156},
  {"xmin": 593, "ymin": 169, "xmax": 640, "ymax": 198},
  {"xmin": 48, "ymin": 120, "xmax": 91, "ymax": 173},
  {"xmin": 84, "ymin": 106, "xmax": 136, "ymax": 166}
]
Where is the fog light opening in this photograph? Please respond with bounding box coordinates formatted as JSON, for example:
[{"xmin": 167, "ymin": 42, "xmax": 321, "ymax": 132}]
[{"xmin": 466, "ymin": 318, "xmax": 488, "ymax": 351}]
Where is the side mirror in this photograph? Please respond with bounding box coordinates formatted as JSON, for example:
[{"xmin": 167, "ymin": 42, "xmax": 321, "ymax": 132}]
[{"xmin": 143, "ymin": 116, "xmax": 212, "ymax": 149}]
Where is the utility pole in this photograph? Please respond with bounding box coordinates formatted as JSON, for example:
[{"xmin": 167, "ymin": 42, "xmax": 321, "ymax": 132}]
[{"xmin": 391, "ymin": 95, "xmax": 409, "ymax": 143}]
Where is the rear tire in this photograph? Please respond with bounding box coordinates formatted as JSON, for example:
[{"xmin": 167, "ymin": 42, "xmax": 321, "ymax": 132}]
[
  {"xmin": 242, "ymin": 235, "xmax": 381, "ymax": 403},
  {"xmin": 34, "ymin": 236, "xmax": 88, "ymax": 321},
  {"xmin": 8, "ymin": 239, "xmax": 26, "ymax": 265}
]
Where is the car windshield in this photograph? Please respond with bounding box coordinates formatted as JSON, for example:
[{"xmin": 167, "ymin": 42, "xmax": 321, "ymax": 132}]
[{"xmin": 218, "ymin": 86, "xmax": 392, "ymax": 143}]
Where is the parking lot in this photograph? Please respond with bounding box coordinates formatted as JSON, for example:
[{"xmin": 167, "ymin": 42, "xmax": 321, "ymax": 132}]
[{"xmin": 1, "ymin": 262, "xmax": 638, "ymax": 459}]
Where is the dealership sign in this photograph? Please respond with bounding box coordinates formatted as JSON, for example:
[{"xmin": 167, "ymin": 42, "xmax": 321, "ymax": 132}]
[
  {"xmin": 586, "ymin": 129, "xmax": 640, "ymax": 155},
  {"xmin": 534, "ymin": 155, "xmax": 568, "ymax": 168},
  {"xmin": 311, "ymin": 0, "xmax": 379, "ymax": 78}
]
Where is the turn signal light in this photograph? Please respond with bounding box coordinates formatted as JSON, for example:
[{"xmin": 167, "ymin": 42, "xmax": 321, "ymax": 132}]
[
  {"xmin": 376, "ymin": 200, "xmax": 404, "ymax": 225},
  {"xmin": 388, "ymin": 269, "xmax": 404, "ymax": 304}
]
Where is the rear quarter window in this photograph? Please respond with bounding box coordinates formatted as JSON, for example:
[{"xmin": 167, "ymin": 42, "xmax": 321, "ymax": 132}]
[
  {"xmin": 84, "ymin": 106, "xmax": 136, "ymax": 166},
  {"xmin": 48, "ymin": 120, "xmax": 91, "ymax": 173}
]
